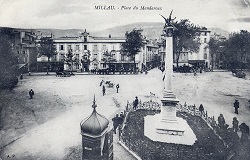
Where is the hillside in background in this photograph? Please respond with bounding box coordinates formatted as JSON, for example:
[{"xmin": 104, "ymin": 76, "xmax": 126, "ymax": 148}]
[
  {"xmin": 1, "ymin": 22, "xmax": 231, "ymax": 40},
  {"xmin": 92, "ymin": 22, "xmax": 164, "ymax": 40},
  {"xmin": 208, "ymin": 27, "xmax": 230, "ymax": 38}
]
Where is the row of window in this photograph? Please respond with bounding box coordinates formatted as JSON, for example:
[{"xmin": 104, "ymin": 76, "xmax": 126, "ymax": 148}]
[
  {"xmin": 60, "ymin": 44, "xmax": 86, "ymax": 51},
  {"xmin": 59, "ymin": 44, "xmax": 118, "ymax": 52}
]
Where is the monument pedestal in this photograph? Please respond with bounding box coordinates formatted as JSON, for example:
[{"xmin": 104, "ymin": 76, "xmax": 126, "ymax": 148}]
[
  {"xmin": 156, "ymin": 91, "xmax": 185, "ymax": 135},
  {"xmin": 143, "ymin": 91, "xmax": 197, "ymax": 145},
  {"xmin": 144, "ymin": 114, "xmax": 197, "ymax": 145}
]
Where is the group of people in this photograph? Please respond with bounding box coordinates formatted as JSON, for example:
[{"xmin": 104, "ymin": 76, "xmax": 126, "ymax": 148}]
[
  {"xmin": 194, "ymin": 100, "xmax": 249, "ymax": 142},
  {"xmin": 218, "ymin": 114, "xmax": 249, "ymax": 142},
  {"xmin": 100, "ymin": 80, "xmax": 120, "ymax": 96},
  {"xmin": 198, "ymin": 99, "xmax": 241, "ymax": 117},
  {"xmin": 217, "ymin": 113, "xmax": 249, "ymax": 142}
]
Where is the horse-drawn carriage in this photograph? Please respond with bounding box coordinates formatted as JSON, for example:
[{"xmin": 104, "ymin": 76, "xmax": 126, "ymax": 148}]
[
  {"xmin": 105, "ymin": 81, "xmax": 114, "ymax": 88},
  {"xmin": 100, "ymin": 80, "xmax": 115, "ymax": 88},
  {"xmin": 231, "ymin": 69, "xmax": 246, "ymax": 78}
]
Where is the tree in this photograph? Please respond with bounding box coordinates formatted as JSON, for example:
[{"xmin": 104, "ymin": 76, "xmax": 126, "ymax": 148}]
[
  {"xmin": 222, "ymin": 30, "xmax": 250, "ymax": 70},
  {"xmin": 64, "ymin": 49, "xmax": 74, "ymax": 71},
  {"xmin": 173, "ymin": 19, "xmax": 202, "ymax": 69},
  {"xmin": 0, "ymin": 28, "xmax": 18, "ymax": 89},
  {"xmin": 101, "ymin": 50, "xmax": 116, "ymax": 70},
  {"xmin": 122, "ymin": 29, "xmax": 145, "ymax": 72},
  {"xmin": 81, "ymin": 50, "xmax": 91, "ymax": 72},
  {"xmin": 37, "ymin": 36, "xmax": 57, "ymax": 74},
  {"xmin": 208, "ymin": 37, "xmax": 221, "ymax": 70}
]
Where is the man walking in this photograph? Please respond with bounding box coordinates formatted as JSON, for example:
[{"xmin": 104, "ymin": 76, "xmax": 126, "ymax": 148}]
[
  {"xmin": 116, "ymin": 84, "xmax": 119, "ymax": 93},
  {"xmin": 218, "ymin": 114, "xmax": 225, "ymax": 129},
  {"xmin": 233, "ymin": 100, "xmax": 239, "ymax": 114},
  {"xmin": 29, "ymin": 89, "xmax": 34, "ymax": 99},
  {"xmin": 102, "ymin": 85, "xmax": 106, "ymax": 96},
  {"xmin": 199, "ymin": 104, "xmax": 204, "ymax": 116},
  {"xmin": 112, "ymin": 114, "xmax": 119, "ymax": 134},
  {"xmin": 239, "ymin": 123, "xmax": 250, "ymax": 143},
  {"xmin": 133, "ymin": 96, "xmax": 139, "ymax": 110}
]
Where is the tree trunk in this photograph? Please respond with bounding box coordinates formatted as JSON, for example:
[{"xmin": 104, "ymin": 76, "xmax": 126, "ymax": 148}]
[
  {"xmin": 211, "ymin": 53, "xmax": 214, "ymax": 71},
  {"xmin": 47, "ymin": 57, "xmax": 50, "ymax": 75},
  {"xmin": 134, "ymin": 55, "xmax": 136, "ymax": 74},
  {"xmin": 176, "ymin": 52, "xmax": 181, "ymax": 71}
]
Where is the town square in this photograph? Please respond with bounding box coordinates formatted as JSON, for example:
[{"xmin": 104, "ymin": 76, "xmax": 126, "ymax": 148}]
[{"xmin": 1, "ymin": 0, "xmax": 250, "ymax": 159}]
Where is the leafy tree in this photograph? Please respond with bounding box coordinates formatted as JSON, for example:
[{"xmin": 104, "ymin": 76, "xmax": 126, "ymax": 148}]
[
  {"xmin": 37, "ymin": 36, "xmax": 57, "ymax": 74},
  {"xmin": 64, "ymin": 49, "xmax": 74, "ymax": 71},
  {"xmin": 101, "ymin": 50, "xmax": 116, "ymax": 69},
  {"xmin": 208, "ymin": 37, "xmax": 221, "ymax": 70},
  {"xmin": 173, "ymin": 19, "xmax": 202, "ymax": 68},
  {"xmin": 81, "ymin": 50, "xmax": 91, "ymax": 72},
  {"xmin": 122, "ymin": 29, "xmax": 145, "ymax": 72},
  {"xmin": 0, "ymin": 28, "xmax": 18, "ymax": 89},
  {"xmin": 222, "ymin": 30, "xmax": 250, "ymax": 70}
]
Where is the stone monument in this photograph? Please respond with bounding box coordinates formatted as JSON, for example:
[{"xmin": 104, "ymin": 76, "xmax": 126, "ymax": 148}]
[{"xmin": 144, "ymin": 11, "xmax": 196, "ymax": 145}]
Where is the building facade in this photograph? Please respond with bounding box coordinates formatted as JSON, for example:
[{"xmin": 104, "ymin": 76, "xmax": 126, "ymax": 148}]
[
  {"xmin": 188, "ymin": 30, "xmax": 211, "ymax": 68},
  {"xmin": 51, "ymin": 30, "xmax": 146, "ymax": 72},
  {"xmin": 11, "ymin": 30, "xmax": 37, "ymax": 72},
  {"xmin": 158, "ymin": 29, "xmax": 211, "ymax": 69},
  {"xmin": 142, "ymin": 39, "xmax": 159, "ymax": 70}
]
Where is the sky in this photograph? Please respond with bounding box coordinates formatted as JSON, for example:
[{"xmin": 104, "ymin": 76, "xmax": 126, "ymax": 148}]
[{"xmin": 0, "ymin": 0, "xmax": 250, "ymax": 32}]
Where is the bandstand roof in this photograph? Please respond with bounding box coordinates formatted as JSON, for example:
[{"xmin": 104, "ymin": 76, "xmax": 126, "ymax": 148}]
[{"xmin": 80, "ymin": 96, "xmax": 109, "ymax": 136}]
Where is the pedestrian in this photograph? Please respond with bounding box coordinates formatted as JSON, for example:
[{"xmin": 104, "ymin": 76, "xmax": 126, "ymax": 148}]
[
  {"xmin": 233, "ymin": 100, "xmax": 239, "ymax": 114},
  {"xmin": 20, "ymin": 74, "xmax": 23, "ymax": 80},
  {"xmin": 100, "ymin": 80, "xmax": 104, "ymax": 86},
  {"xmin": 218, "ymin": 114, "xmax": 225, "ymax": 129},
  {"xmin": 119, "ymin": 112, "xmax": 125, "ymax": 124},
  {"xmin": 102, "ymin": 85, "xmax": 106, "ymax": 96},
  {"xmin": 199, "ymin": 104, "xmax": 204, "ymax": 116},
  {"xmin": 194, "ymin": 70, "xmax": 197, "ymax": 76},
  {"xmin": 112, "ymin": 114, "xmax": 119, "ymax": 134},
  {"xmin": 118, "ymin": 124, "xmax": 122, "ymax": 139},
  {"xmin": 29, "ymin": 89, "xmax": 34, "ymax": 99},
  {"xmin": 239, "ymin": 123, "xmax": 250, "ymax": 143},
  {"xmin": 116, "ymin": 84, "xmax": 119, "ymax": 93},
  {"xmin": 232, "ymin": 117, "xmax": 239, "ymax": 132},
  {"xmin": 133, "ymin": 96, "xmax": 139, "ymax": 110}
]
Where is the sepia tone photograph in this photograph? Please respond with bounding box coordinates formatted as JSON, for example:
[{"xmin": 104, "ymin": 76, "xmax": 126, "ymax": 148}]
[{"xmin": 0, "ymin": 0, "xmax": 250, "ymax": 159}]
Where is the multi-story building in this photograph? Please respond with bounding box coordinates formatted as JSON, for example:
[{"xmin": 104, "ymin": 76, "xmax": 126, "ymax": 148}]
[
  {"xmin": 51, "ymin": 29, "xmax": 147, "ymax": 72},
  {"xmin": 158, "ymin": 29, "xmax": 211, "ymax": 69},
  {"xmin": 188, "ymin": 29, "xmax": 211, "ymax": 68},
  {"xmin": 142, "ymin": 39, "xmax": 159, "ymax": 70},
  {"xmin": 11, "ymin": 30, "xmax": 37, "ymax": 72},
  {"xmin": 210, "ymin": 33, "xmax": 227, "ymax": 69}
]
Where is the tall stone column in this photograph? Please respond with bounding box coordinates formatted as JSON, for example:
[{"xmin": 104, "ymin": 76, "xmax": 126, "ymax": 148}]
[{"xmin": 160, "ymin": 26, "xmax": 179, "ymax": 122}]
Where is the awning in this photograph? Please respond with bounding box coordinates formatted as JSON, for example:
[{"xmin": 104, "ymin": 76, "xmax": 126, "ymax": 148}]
[{"xmin": 188, "ymin": 60, "xmax": 205, "ymax": 64}]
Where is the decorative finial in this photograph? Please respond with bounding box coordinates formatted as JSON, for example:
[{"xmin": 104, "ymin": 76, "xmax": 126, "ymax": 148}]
[{"xmin": 92, "ymin": 95, "xmax": 97, "ymax": 110}]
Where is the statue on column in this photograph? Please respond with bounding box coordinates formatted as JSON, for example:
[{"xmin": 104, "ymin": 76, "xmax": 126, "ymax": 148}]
[{"xmin": 160, "ymin": 10, "xmax": 177, "ymax": 37}]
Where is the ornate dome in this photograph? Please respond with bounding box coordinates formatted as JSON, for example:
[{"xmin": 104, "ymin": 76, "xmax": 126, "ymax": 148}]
[{"xmin": 80, "ymin": 96, "xmax": 109, "ymax": 136}]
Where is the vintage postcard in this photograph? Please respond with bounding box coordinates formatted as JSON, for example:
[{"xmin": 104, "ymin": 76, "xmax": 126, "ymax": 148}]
[{"xmin": 0, "ymin": 0, "xmax": 249, "ymax": 160}]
